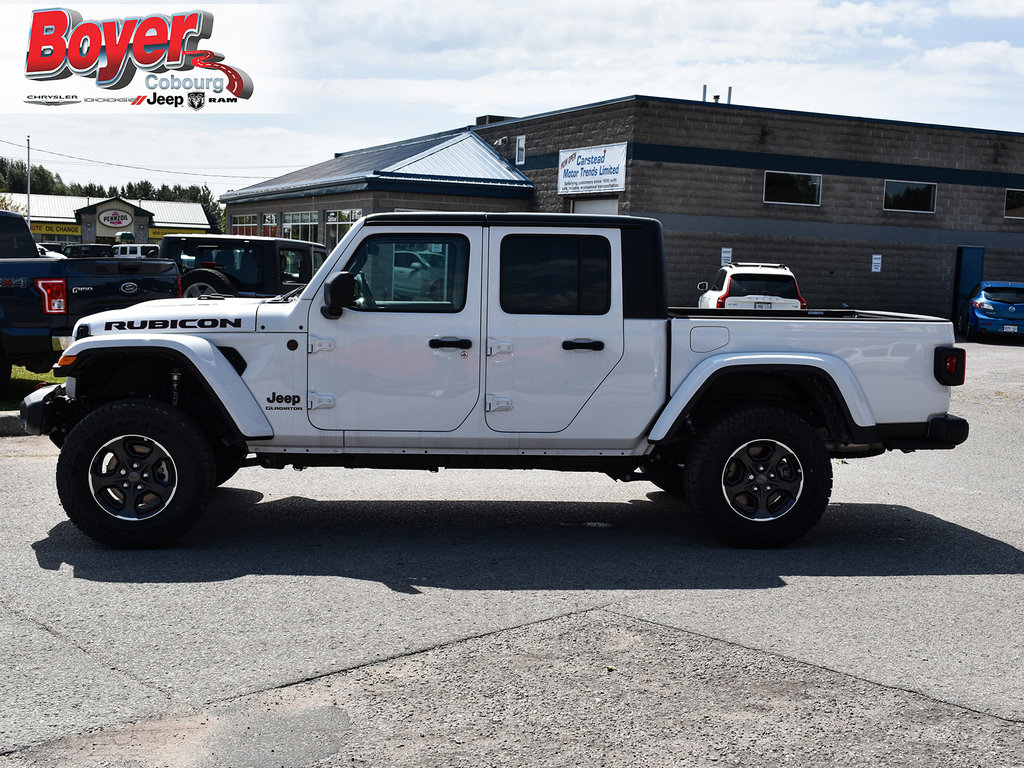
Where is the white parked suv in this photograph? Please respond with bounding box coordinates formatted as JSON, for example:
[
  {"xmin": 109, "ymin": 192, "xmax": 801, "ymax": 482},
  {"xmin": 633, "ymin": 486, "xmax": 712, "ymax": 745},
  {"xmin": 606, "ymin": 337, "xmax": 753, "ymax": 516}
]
[{"xmin": 698, "ymin": 262, "xmax": 806, "ymax": 310}]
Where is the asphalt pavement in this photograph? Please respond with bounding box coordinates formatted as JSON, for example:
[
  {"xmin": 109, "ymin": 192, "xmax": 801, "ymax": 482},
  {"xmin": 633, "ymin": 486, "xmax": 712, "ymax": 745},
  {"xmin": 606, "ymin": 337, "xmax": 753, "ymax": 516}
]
[{"xmin": 0, "ymin": 340, "xmax": 1021, "ymax": 767}]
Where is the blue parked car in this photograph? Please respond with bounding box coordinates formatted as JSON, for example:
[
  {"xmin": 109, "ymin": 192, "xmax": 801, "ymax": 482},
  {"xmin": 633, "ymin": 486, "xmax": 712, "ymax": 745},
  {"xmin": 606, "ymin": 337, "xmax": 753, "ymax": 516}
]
[{"xmin": 957, "ymin": 282, "xmax": 1024, "ymax": 341}]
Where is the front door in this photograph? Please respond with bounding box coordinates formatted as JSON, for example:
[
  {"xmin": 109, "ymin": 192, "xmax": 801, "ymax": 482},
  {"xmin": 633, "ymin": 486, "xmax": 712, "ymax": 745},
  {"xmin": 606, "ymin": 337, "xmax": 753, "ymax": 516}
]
[
  {"xmin": 484, "ymin": 227, "xmax": 624, "ymax": 433},
  {"xmin": 306, "ymin": 227, "xmax": 482, "ymax": 432}
]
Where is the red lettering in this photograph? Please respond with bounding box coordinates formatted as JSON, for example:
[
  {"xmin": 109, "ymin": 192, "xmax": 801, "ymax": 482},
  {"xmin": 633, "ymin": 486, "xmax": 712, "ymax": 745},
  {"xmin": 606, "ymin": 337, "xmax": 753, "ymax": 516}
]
[
  {"xmin": 25, "ymin": 8, "xmax": 216, "ymax": 87},
  {"xmin": 96, "ymin": 18, "xmax": 139, "ymax": 85},
  {"xmin": 132, "ymin": 15, "xmax": 170, "ymax": 68},
  {"xmin": 167, "ymin": 11, "xmax": 203, "ymax": 67},
  {"xmin": 67, "ymin": 21, "xmax": 101, "ymax": 73},
  {"xmin": 25, "ymin": 9, "xmax": 75, "ymax": 78}
]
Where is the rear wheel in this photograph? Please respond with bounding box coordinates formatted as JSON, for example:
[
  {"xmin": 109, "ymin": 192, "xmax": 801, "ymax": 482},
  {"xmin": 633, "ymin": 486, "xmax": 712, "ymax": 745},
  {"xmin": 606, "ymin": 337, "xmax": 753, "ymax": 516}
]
[
  {"xmin": 56, "ymin": 399, "xmax": 215, "ymax": 548},
  {"xmin": 684, "ymin": 406, "xmax": 832, "ymax": 547},
  {"xmin": 181, "ymin": 268, "xmax": 236, "ymax": 297}
]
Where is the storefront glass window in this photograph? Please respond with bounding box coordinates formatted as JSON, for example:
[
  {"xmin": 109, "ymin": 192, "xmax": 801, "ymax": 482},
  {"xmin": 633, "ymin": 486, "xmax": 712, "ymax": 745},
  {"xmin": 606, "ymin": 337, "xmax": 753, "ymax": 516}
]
[
  {"xmin": 325, "ymin": 209, "xmax": 363, "ymax": 250},
  {"xmin": 282, "ymin": 212, "xmax": 318, "ymax": 243},
  {"xmin": 231, "ymin": 214, "xmax": 258, "ymax": 236}
]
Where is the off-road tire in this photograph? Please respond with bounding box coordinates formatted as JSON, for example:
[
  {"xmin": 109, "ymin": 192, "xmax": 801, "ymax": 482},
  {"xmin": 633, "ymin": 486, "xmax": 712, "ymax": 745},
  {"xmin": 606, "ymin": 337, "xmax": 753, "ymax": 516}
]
[
  {"xmin": 56, "ymin": 399, "xmax": 215, "ymax": 548},
  {"xmin": 684, "ymin": 406, "xmax": 832, "ymax": 548}
]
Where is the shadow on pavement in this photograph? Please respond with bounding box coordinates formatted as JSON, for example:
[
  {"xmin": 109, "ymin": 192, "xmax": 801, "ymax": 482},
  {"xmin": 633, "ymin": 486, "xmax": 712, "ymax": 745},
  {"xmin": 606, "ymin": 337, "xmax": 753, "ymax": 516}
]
[{"xmin": 32, "ymin": 489, "xmax": 1024, "ymax": 592}]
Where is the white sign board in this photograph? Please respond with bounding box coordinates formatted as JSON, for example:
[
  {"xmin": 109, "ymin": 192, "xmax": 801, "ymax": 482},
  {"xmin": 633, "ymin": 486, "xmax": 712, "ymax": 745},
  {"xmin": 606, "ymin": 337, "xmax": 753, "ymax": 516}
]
[
  {"xmin": 558, "ymin": 142, "xmax": 627, "ymax": 195},
  {"xmin": 872, "ymin": 253, "xmax": 882, "ymax": 273},
  {"xmin": 721, "ymin": 247, "xmax": 733, "ymax": 266},
  {"xmin": 99, "ymin": 209, "xmax": 133, "ymax": 228}
]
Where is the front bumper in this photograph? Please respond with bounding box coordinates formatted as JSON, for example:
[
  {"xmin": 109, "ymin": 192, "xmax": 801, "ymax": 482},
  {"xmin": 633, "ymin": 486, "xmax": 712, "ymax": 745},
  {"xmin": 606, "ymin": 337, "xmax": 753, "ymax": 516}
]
[{"xmin": 19, "ymin": 383, "xmax": 63, "ymax": 436}]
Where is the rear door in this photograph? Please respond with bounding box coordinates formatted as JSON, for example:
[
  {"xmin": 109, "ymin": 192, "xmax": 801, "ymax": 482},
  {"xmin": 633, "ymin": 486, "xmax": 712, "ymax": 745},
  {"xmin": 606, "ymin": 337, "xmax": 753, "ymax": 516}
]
[{"xmin": 484, "ymin": 227, "xmax": 624, "ymax": 433}]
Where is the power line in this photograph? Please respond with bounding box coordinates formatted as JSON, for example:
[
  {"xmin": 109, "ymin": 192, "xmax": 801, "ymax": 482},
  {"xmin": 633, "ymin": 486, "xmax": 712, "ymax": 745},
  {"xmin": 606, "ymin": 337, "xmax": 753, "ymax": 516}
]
[{"xmin": 0, "ymin": 137, "xmax": 294, "ymax": 180}]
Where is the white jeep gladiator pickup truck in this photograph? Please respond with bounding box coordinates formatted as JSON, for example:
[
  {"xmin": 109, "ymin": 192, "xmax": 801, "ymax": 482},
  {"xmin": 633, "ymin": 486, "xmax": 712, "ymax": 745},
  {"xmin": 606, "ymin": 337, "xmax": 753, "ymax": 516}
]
[{"xmin": 21, "ymin": 213, "xmax": 968, "ymax": 549}]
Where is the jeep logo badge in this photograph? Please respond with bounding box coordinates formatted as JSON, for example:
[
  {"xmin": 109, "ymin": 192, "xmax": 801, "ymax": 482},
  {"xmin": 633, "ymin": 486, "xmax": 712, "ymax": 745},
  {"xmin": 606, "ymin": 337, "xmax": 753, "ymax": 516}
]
[{"xmin": 120, "ymin": 282, "xmax": 139, "ymax": 295}]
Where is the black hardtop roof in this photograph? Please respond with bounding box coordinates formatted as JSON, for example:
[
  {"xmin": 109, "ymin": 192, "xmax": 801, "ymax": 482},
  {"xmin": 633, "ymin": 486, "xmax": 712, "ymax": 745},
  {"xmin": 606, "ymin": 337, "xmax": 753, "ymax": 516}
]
[
  {"xmin": 362, "ymin": 212, "xmax": 661, "ymax": 230},
  {"xmin": 160, "ymin": 233, "xmax": 324, "ymax": 248}
]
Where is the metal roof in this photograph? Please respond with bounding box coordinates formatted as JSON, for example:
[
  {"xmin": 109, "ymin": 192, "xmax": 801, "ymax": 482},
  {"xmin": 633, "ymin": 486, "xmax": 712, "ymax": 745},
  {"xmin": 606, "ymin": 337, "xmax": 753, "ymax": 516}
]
[
  {"xmin": 5, "ymin": 194, "xmax": 209, "ymax": 228},
  {"xmin": 221, "ymin": 130, "xmax": 533, "ymax": 203}
]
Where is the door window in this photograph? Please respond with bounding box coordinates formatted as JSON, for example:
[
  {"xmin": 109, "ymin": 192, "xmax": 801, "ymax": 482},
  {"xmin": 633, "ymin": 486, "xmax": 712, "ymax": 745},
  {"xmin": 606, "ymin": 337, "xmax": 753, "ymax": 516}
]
[
  {"xmin": 344, "ymin": 235, "xmax": 470, "ymax": 312},
  {"xmin": 499, "ymin": 235, "xmax": 610, "ymax": 315}
]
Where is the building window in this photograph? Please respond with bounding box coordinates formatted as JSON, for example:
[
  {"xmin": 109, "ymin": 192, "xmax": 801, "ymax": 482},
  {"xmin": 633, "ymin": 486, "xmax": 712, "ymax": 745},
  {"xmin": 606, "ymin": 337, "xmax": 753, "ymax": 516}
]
[
  {"xmin": 282, "ymin": 211, "xmax": 318, "ymax": 242},
  {"xmin": 763, "ymin": 171, "xmax": 822, "ymax": 206},
  {"xmin": 231, "ymin": 214, "xmax": 258, "ymax": 236},
  {"xmin": 500, "ymin": 235, "xmax": 610, "ymax": 315},
  {"xmin": 325, "ymin": 209, "xmax": 363, "ymax": 250},
  {"xmin": 343, "ymin": 234, "xmax": 469, "ymax": 311},
  {"xmin": 884, "ymin": 180, "xmax": 936, "ymax": 213},
  {"xmin": 1005, "ymin": 189, "xmax": 1024, "ymax": 219},
  {"xmin": 261, "ymin": 213, "xmax": 277, "ymax": 237},
  {"xmin": 515, "ymin": 135, "xmax": 526, "ymax": 166}
]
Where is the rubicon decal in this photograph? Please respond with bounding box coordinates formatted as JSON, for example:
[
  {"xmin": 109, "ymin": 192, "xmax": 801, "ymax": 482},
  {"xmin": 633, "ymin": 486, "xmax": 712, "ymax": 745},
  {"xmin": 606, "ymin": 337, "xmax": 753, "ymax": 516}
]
[
  {"xmin": 25, "ymin": 8, "xmax": 253, "ymax": 99},
  {"xmin": 103, "ymin": 318, "xmax": 243, "ymax": 330}
]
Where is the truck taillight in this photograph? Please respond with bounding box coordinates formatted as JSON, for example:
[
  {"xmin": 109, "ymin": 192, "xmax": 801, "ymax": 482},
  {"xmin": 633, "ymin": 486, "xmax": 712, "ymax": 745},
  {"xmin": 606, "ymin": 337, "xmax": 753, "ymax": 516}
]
[
  {"xmin": 934, "ymin": 347, "xmax": 966, "ymax": 386},
  {"xmin": 34, "ymin": 278, "xmax": 67, "ymax": 315}
]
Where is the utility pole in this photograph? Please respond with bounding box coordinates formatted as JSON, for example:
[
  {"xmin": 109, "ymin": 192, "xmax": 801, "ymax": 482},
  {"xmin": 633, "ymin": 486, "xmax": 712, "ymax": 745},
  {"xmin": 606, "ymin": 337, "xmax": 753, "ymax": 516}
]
[{"xmin": 26, "ymin": 135, "xmax": 31, "ymax": 226}]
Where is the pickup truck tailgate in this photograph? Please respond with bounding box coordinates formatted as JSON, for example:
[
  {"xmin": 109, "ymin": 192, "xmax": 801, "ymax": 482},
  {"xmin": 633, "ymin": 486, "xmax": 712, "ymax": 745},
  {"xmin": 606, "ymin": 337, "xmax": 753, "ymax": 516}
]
[{"xmin": 65, "ymin": 259, "xmax": 180, "ymax": 316}]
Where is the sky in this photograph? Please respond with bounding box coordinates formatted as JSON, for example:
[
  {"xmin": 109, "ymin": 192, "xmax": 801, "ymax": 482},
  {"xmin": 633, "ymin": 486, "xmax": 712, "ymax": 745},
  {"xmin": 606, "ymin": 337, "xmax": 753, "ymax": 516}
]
[{"xmin": 1, "ymin": 0, "xmax": 1023, "ymax": 202}]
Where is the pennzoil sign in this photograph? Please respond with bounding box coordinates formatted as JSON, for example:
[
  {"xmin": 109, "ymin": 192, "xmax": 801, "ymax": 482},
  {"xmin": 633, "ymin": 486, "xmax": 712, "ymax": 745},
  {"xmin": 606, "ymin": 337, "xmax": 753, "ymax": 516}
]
[{"xmin": 99, "ymin": 209, "xmax": 133, "ymax": 228}]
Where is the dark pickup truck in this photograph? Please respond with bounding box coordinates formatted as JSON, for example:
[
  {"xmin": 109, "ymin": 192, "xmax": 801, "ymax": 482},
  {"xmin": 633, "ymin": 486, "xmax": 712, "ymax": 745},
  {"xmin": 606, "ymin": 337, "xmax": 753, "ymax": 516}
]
[{"xmin": 0, "ymin": 210, "xmax": 180, "ymax": 391}]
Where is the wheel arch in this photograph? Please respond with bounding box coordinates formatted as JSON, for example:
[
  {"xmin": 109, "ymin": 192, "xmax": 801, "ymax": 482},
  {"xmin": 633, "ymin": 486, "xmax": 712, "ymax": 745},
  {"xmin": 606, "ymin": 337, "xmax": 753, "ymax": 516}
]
[
  {"xmin": 55, "ymin": 335, "xmax": 273, "ymax": 443},
  {"xmin": 649, "ymin": 355, "xmax": 880, "ymax": 450}
]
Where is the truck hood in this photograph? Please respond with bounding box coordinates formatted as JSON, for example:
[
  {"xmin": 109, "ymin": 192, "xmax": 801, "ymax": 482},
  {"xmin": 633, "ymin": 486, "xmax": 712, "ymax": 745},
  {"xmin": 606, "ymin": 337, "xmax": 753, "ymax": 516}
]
[{"xmin": 74, "ymin": 296, "xmax": 263, "ymax": 338}]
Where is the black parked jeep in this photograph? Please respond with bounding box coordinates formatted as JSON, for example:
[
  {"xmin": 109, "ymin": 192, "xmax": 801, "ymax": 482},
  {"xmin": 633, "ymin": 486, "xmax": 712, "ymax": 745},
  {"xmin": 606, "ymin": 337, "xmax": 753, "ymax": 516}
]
[{"xmin": 158, "ymin": 234, "xmax": 329, "ymax": 298}]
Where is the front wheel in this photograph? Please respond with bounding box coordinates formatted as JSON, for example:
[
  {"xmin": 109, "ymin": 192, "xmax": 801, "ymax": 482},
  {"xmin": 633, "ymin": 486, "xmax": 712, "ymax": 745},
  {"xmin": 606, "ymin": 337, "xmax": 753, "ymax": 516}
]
[
  {"xmin": 684, "ymin": 407, "xmax": 832, "ymax": 547},
  {"xmin": 56, "ymin": 399, "xmax": 215, "ymax": 547}
]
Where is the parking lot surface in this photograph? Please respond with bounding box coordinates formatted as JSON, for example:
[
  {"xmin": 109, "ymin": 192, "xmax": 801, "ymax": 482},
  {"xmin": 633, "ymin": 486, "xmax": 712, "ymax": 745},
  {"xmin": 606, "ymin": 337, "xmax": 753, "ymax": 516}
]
[{"xmin": 0, "ymin": 341, "xmax": 1021, "ymax": 766}]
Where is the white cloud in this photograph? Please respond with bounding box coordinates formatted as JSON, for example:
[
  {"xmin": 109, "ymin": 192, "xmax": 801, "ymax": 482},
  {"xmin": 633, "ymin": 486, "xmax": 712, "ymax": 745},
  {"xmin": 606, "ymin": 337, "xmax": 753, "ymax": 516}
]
[{"xmin": 947, "ymin": 0, "xmax": 1024, "ymax": 18}]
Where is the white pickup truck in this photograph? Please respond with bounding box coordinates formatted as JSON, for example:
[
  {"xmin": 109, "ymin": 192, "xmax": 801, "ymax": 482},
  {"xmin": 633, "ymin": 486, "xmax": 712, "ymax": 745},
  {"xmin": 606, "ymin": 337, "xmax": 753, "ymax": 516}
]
[{"xmin": 21, "ymin": 213, "xmax": 968, "ymax": 549}]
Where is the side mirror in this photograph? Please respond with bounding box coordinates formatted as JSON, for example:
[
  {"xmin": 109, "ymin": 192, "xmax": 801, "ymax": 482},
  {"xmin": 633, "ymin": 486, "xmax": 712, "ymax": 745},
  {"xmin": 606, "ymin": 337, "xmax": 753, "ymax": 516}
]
[
  {"xmin": 697, "ymin": 281, "xmax": 709, "ymax": 291},
  {"xmin": 321, "ymin": 271, "xmax": 356, "ymax": 319}
]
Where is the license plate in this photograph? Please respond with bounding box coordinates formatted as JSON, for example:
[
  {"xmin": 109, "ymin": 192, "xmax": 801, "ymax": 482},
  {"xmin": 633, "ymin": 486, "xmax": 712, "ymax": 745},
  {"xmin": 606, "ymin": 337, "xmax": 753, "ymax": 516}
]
[
  {"xmin": 1003, "ymin": 325, "xmax": 1018, "ymax": 333},
  {"xmin": 754, "ymin": 302, "xmax": 772, "ymax": 310}
]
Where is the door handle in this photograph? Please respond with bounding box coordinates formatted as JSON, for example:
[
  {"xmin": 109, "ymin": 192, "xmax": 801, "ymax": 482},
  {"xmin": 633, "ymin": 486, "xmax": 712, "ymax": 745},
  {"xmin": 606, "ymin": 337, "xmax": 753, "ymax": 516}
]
[
  {"xmin": 429, "ymin": 337, "xmax": 473, "ymax": 350},
  {"xmin": 562, "ymin": 339, "xmax": 605, "ymax": 351}
]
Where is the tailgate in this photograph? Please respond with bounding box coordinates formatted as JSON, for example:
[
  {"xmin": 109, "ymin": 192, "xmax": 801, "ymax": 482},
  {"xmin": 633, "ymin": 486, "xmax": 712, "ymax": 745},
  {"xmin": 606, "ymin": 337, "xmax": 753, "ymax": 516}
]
[{"xmin": 65, "ymin": 259, "xmax": 180, "ymax": 318}]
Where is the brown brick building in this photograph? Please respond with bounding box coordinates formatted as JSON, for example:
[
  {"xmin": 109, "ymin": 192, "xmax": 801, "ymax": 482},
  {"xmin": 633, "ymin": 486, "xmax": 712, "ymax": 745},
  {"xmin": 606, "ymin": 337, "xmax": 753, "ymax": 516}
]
[{"xmin": 221, "ymin": 95, "xmax": 1024, "ymax": 317}]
